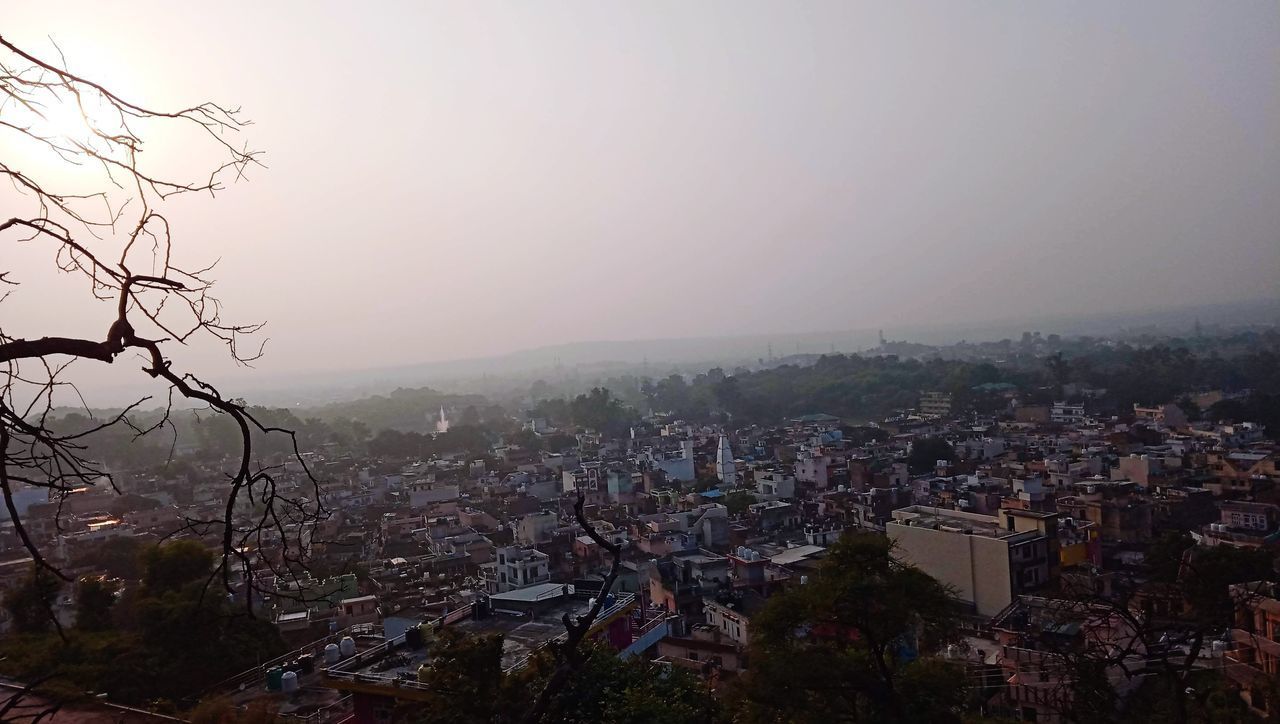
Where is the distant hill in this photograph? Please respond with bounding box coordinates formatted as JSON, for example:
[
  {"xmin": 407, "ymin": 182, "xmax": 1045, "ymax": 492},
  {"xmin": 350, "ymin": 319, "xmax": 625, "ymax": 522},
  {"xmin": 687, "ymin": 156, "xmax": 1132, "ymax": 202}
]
[{"xmin": 237, "ymin": 297, "xmax": 1279, "ymax": 406}]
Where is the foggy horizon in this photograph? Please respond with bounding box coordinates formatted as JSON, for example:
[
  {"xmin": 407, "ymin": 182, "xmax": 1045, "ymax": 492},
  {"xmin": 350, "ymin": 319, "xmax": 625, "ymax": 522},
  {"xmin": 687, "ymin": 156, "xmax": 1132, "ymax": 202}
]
[{"xmin": 4, "ymin": 1, "xmax": 1278, "ymax": 388}]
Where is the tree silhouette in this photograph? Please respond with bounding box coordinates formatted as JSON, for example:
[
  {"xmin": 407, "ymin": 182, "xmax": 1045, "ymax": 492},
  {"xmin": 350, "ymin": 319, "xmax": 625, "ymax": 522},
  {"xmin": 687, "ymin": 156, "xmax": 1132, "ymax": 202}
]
[{"xmin": 0, "ymin": 35, "xmax": 324, "ymax": 612}]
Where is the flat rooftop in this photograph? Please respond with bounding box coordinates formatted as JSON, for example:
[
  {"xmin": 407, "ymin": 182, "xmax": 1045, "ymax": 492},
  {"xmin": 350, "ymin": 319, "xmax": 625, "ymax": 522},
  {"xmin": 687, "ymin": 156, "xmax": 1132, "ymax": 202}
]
[
  {"xmin": 889, "ymin": 506, "xmax": 1038, "ymax": 542},
  {"xmin": 327, "ymin": 593, "xmax": 638, "ymax": 690}
]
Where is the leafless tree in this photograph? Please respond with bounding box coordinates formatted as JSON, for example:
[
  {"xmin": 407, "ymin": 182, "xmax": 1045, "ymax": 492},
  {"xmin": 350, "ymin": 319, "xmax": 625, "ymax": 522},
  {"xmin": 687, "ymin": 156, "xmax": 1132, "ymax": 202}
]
[{"xmin": 0, "ymin": 35, "xmax": 325, "ymax": 612}]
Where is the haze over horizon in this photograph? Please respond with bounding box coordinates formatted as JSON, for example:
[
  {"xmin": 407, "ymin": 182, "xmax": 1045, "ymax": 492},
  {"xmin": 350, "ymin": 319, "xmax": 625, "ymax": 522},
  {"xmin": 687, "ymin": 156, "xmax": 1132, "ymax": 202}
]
[{"xmin": 4, "ymin": 1, "xmax": 1278, "ymax": 393}]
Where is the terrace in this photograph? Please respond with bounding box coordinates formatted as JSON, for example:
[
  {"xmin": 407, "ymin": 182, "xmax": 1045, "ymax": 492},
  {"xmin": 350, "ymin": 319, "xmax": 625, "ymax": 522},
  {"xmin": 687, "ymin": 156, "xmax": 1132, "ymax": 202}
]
[{"xmin": 321, "ymin": 591, "xmax": 663, "ymax": 701}]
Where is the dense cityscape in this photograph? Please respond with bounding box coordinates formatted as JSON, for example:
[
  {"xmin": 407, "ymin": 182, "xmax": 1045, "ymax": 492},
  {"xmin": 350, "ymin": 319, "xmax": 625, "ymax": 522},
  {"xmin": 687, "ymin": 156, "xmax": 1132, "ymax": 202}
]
[
  {"xmin": 3, "ymin": 3, "xmax": 1278, "ymax": 723},
  {"xmin": 3, "ymin": 327, "xmax": 1280, "ymax": 722}
]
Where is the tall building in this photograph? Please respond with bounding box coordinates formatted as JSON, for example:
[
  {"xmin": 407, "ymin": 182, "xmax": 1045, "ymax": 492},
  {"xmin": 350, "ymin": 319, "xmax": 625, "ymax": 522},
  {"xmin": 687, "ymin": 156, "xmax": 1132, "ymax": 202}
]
[
  {"xmin": 716, "ymin": 435, "xmax": 736, "ymax": 484},
  {"xmin": 887, "ymin": 506, "xmax": 1058, "ymax": 617},
  {"xmin": 434, "ymin": 404, "xmax": 450, "ymax": 433}
]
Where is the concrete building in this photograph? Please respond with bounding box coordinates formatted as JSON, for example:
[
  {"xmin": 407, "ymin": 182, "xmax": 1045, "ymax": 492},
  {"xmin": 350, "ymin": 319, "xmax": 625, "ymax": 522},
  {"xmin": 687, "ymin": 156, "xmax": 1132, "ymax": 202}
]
[
  {"xmin": 716, "ymin": 435, "xmax": 736, "ymax": 484},
  {"xmin": 755, "ymin": 469, "xmax": 796, "ymax": 501},
  {"xmin": 887, "ymin": 506, "xmax": 1056, "ymax": 617},
  {"xmin": 483, "ymin": 546, "xmax": 550, "ymax": 594},
  {"xmin": 1226, "ymin": 581, "xmax": 1280, "ymax": 717},
  {"xmin": 1050, "ymin": 402, "xmax": 1086, "ymax": 425},
  {"xmin": 516, "ymin": 510, "xmax": 558, "ymax": 546},
  {"xmin": 919, "ymin": 391, "xmax": 953, "ymax": 418}
]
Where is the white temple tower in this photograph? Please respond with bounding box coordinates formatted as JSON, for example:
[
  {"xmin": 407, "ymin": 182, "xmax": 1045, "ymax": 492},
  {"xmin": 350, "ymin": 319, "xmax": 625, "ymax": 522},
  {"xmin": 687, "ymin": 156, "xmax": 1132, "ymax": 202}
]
[{"xmin": 716, "ymin": 434, "xmax": 736, "ymax": 484}]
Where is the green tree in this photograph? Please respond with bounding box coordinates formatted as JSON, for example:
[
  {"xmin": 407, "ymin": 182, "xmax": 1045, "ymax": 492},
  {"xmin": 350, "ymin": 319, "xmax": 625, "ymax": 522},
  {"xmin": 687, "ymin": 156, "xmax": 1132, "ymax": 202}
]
[
  {"xmin": 402, "ymin": 635, "xmax": 717, "ymax": 724},
  {"xmin": 730, "ymin": 533, "xmax": 964, "ymax": 723},
  {"xmin": 74, "ymin": 578, "xmax": 117, "ymax": 632},
  {"xmin": 517, "ymin": 642, "xmax": 717, "ymax": 724},
  {"xmin": 725, "ymin": 490, "xmax": 756, "ymax": 516},
  {"xmin": 908, "ymin": 437, "xmax": 954, "ymax": 474},
  {"xmin": 141, "ymin": 540, "xmax": 213, "ymax": 594},
  {"xmin": 405, "ymin": 628, "xmax": 509, "ymax": 724},
  {"xmin": 3, "ymin": 566, "xmax": 61, "ymax": 634}
]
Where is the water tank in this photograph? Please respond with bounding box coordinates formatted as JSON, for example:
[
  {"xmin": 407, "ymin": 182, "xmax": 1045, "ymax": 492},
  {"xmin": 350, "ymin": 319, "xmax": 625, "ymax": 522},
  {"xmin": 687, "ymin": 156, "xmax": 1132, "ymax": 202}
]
[
  {"xmin": 281, "ymin": 671, "xmax": 299, "ymax": 694},
  {"xmin": 265, "ymin": 667, "xmax": 284, "ymax": 691},
  {"xmin": 324, "ymin": 643, "xmax": 340, "ymax": 664},
  {"xmin": 339, "ymin": 636, "xmax": 357, "ymax": 658},
  {"xmin": 298, "ymin": 653, "xmax": 315, "ymax": 674}
]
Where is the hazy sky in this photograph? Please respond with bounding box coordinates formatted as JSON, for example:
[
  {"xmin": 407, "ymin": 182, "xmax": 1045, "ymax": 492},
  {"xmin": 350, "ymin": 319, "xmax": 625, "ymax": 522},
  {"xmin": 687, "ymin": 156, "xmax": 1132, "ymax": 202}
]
[{"xmin": 3, "ymin": 1, "xmax": 1278, "ymax": 388}]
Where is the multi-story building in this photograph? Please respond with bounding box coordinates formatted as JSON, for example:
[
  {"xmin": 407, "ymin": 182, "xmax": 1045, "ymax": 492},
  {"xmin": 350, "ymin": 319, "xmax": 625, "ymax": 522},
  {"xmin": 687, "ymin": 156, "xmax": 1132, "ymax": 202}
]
[
  {"xmin": 1225, "ymin": 581, "xmax": 1280, "ymax": 718},
  {"xmin": 755, "ymin": 469, "xmax": 796, "ymax": 500},
  {"xmin": 990, "ymin": 595, "xmax": 1144, "ymax": 723},
  {"xmin": 1055, "ymin": 480, "xmax": 1153, "ymax": 546},
  {"xmin": 1050, "ymin": 402, "xmax": 1086, "ymax": 425},
  {"xmin": 482, "ymin": 546, "xmax": 550, "ymax": 594},
  {"xmin": 887, "ymin": 506, "xmax": 1058, "ymax": 617},
  {"xmin": 1200, "ymin": 501, "xmax": 1280, "ymax": 549},
  {"xmin": 919, "ymin": 391, "xmax": 953, "ymax": 418},
  {"xmin": 516, "ymin": 510, "xmax": 559, "ymax": 546}
]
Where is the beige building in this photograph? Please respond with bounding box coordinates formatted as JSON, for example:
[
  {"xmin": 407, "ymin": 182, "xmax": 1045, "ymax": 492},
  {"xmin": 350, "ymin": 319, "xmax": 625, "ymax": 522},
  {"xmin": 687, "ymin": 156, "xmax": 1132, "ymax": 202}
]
[
  {"xmin": 918, "ymin": 391, "xmax": 953, "ymax": 418},
  {"xmin": 887, "ymin": 506, "xmax": 1057, "ymax": 617}
]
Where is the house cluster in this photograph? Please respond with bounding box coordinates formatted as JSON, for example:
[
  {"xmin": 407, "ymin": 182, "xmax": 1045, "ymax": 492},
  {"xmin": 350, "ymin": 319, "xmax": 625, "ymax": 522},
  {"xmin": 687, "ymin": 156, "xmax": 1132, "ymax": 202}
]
[{"xmin": 3, "ymin": 387, "xmax": 1278, "ymax": 723}]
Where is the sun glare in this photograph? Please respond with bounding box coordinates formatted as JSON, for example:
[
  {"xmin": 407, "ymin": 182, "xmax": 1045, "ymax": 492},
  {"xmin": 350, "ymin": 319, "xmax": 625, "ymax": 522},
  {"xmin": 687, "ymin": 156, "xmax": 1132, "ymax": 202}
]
[{"xmin": 45, "ymin": 94, "xmax": 113, "ymax": 145}]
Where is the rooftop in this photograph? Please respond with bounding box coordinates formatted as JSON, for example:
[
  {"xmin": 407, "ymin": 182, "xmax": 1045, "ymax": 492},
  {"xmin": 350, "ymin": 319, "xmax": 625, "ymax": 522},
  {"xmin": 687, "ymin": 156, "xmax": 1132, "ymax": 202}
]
[
  {"xmin": 889, "ymin": 506, "xmax": 1040, "ymax": 542},
  {"xmin": 323, "ymin": 592, "xmax": 641, "ymax": 697}
]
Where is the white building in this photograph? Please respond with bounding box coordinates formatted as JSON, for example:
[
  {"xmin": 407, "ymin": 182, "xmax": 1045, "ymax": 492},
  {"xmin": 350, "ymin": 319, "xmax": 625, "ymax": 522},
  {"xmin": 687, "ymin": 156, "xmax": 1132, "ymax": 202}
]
[
  {"xmin": 716, "ymin": 435, "xmax": 736, "ymax": 484},
  {"xmin": 755, "ymin": 470, "xmax": 796, "ymax": 500},
  {"xmin": 484, "ymin": 546, "xmax": 551, "ymax": 594}
]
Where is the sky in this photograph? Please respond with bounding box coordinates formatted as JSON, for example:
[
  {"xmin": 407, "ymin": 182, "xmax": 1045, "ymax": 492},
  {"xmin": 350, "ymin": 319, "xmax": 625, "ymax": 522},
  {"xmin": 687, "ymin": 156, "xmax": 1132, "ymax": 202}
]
[{"xmin": 2, "ymin": 1, "xmax": 1278, "ymax": 394}]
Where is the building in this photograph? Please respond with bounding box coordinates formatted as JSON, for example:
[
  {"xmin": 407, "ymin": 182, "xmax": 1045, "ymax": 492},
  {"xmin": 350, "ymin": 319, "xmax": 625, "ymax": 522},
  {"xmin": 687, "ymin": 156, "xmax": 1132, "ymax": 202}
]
[
  {"xmin": 516, "ymin": 510, "xmax": 559, "ymax": 546},
  {"xmin": 482, "ymin": 546, "xmax": 550, "ymax": 594},
  {"xmin": 702, "ymin": 589, "xmax": 767, "ymax": 646},
  {"xmin": 887, "ymin": 506, "xmax": 1057, "ymax": 617},
  {"xmin": 317, "ymin": 590, "xmax": 668, "ymax": 724},
  {"xmin": 1050, "ymin": 402, "xmax": 1086, "ymax": 425},
  {"xmin": 1132, "ymin": 403, "xmax": 1189, "ymax": 429},
  {"xmin": 919, "ymin": 391, "xmax": 953, "ymax": 418},
  {"xmin": 1200, "ymin": 501, "xmax": 1280, "ymax": 549},
  {"xmin": 406, "ymin": 482, "xmax": 460, "ymax": 507},
  {"xmin": 716, "ymin": 435, "xmax": 736, "ymax": 484},
  {"xmin": 1225, "ymin": 581, "xmax": 1280, "ymax": 717},
  {"xmin": 990, "ymin": 595, "xmax": 1144, "ymax": 723},
  {"xmin": 638, "ymin": 440, "xmax": 696, "ymax": 483},
  {"xmin": 755, "ymin": 469, "xmax": 795, "ymax": 500},
  {"xmin": 1055, "ymin": 480, "xmax": 1153, "ymax": 546}
]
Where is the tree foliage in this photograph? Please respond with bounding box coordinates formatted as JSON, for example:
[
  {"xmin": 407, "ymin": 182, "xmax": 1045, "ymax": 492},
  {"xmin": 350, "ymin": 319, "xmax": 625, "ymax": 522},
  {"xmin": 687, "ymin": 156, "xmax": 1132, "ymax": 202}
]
[
  {"xmin": 0, "ymin": 541, "xmax": 285, "ymax": 707},
  {"xmin": 3, "ymin": 566, "xmax": 61, "ymax": 634},
  {"xmin": 400, "ymin": 634, "xmax": 717, "ymax": 724},
  {"xmin": 730, "ymin": 533, "xmax": 965, "ymax": 723},
  {"xmin": 908, "ymin": 436, "xmax": 955, "ymax": 474}
]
